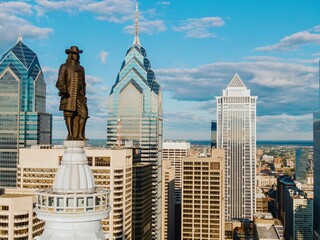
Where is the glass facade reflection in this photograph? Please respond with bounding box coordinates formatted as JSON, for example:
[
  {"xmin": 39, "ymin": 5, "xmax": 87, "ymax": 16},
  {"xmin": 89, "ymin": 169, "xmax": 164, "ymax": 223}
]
[
  {"xmin": 0, "ymin": 38, "xmax": 52, "ymax": 187},
  {"xmin": 313, "ymin": 111, "xmax": 320, "ymax": 237},
  {"xmin": 216, "ymin": 74, "xmax": 257, "ymax": 221},
  {"xmin": 211, "ymin": 120, "xmax": 217, "ymax": 148},
  {"xmin": 295, "ymin": 148, "xmax": 308, "ymax": 182},
  {"xmin": 107, "ymin": 39, "xmax": 162, "ymax": 238}
]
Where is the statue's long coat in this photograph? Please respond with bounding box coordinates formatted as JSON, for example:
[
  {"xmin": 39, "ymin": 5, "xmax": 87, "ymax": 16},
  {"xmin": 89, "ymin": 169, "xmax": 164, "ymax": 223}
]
[{"xmin": 56, "ymin": 62, "xmax": 86, "ymax": 112}]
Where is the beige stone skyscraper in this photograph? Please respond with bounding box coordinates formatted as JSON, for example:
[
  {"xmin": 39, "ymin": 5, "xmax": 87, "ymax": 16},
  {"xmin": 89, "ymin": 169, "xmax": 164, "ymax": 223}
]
[
  {"xmin": 216, "ymin": 74, "xmax": 257, "ymax": 220},
  {"xmin": 163, "ymin": 141, "xmax": 190, "ymax": 240},
  {"xmin": 181, "ymin": 149, "xmax": 225, "ymax": 240},
  {"xmin": 163, "ymin": 142, "xmax": 190, "ymax": 204},
  {"xmin": 0, "ymin": 193, "xmax": 43, "ymax": 239},
  {"xmin": 162, "ymin": 160, "xmax": 175, "ymax": 240}
]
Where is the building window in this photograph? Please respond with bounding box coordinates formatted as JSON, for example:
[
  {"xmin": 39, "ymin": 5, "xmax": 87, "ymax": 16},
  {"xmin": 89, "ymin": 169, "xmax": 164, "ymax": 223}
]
[
  {"xmin": 95, "ymin": 157, "xmax": 110, "ymax": 167},
  {"xmin": 1, "ymin": 205, "xmax": 9, "ymax": 211}
]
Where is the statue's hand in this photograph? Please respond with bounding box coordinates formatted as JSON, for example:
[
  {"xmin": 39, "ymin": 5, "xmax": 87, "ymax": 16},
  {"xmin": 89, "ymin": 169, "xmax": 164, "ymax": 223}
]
[{"xmin": 59, "ymin": 92, "xmax": 70, "ymax": 99}]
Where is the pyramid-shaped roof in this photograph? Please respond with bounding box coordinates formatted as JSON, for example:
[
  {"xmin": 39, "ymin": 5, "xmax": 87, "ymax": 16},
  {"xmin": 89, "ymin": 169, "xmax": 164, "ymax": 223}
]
[
  {"xmin": 109, "ymin": 2, "xmax": 160, "ymax": 96},
  {"xmin": 0, "ymin": 39, "xmax": 38, "ymax": 70},
  {"xmin": 227, "ymin": 73, "xmax": 247, "ymax": 88},
  {"xmin": 0, "ymin": 38, "xmax": 42, "ymax": 81}
]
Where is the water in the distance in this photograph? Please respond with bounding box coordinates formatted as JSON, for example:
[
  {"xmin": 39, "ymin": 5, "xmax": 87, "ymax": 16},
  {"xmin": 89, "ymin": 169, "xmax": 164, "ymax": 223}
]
[{"xmin": 52, "ymin": 139, "xmax": 313, "ymax": 147}]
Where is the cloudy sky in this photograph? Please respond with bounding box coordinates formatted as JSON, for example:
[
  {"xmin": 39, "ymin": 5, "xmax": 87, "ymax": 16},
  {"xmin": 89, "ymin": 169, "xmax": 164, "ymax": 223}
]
[{"xmin": 0, "ymin": 0, "xmax": 319, "ymax": 140}]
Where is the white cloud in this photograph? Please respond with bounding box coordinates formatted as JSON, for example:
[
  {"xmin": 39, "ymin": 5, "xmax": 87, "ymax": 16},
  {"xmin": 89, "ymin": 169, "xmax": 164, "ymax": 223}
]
[
  {"xmin": 81, "ymin": 0, "xmax": 133, "ymax": 14},
  {"xmin": 85, "ymin": 75, "xmax": 104, "ymax": 95},
  {"xmin": 157, "ymin": 60, "xmax": 316, "ymax": 90},
  {"xmin": 0, "ymin": 2, "xmax": 53, "ymax": 46},
  {"xmin": 0, "ymin": 1, "xmax": 32, "ymax": 15},
  {"xmin": 257, "ymin": 114, "xmax": 313, "ymax": 140},
  {"xmin": 312, "ymin": 25, "xmax": 320, "ymax": 32},
  {"xmin": 35, "ymin": 0, "xmax": 134, "ymax": 22},
  {"xmin": 96, "ymin": 14, "xmax": 132, "ymax": 23},
  {"xmin": 255, "ymin": 26, "xmax": 320, "ymax": 52},
  {"xmin": 172, "ymin": 17, "xmax": 225, "ymax": 38},
  {"xmin": 244, "ymin": 56, "xmax": 281, "ymax": 62},
  {"xmin": 157, "ymin": 1, "xmax": 170, "ymax": 6},
  {"xmin": 0, "ymin": 13, "xmax": 53, "ymax": 45},
  {"xmin": 124, "ymin": 20, "xmax": 166, "ymax": 35},
  {"xmin": 258, "ymin": 114, "xmax": 312, "ymax": 130},
  {"xmin": 155, "ymin": 58, "xmax": 318, "ymax": 122},
  {"xmin": 163, "ymin": 110, "xmax": 212, "ymax": 140},
  {"xmin": 35, "ymin": 0, "xmax": 89, "ymax": 13},
  {"xmin": 99, "ymin": 50, "xmax": 108, "ymax": 64},
  {"xmin": 34, "ymin": 0, "xmax": 167, "ymax": 34}
]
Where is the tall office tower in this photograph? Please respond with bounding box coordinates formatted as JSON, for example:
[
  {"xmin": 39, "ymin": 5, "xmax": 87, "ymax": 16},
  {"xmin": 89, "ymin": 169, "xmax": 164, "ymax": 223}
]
[
  {"xmin": 216, "ymin": 74, "xmax": 257, "ymax": 220},
  {"xmin": 283, "ymin": 187, "xmax": 313, "ymax": 240},
  {"xmin": 132, "ymin": 147, "xmax": 153, "ymax": 240},
  {"xmin": 211, "ymin": 121, "xmax": 217, "ymax": 148},
  {"xmin": 132, "ymin": 162, "xmax": 153, "ymax": 240},
  {"xmin": 107, "ymin": 4, "xmax": 162, "ymax": 239},
  {"xmin": 0, "ymin": 37, "xmax": 52, "ymax": 187},
  {"xmin": 314, "ymin": 60, "xmax": 320, "ymax": 238},
  {"xmin": 163, "ymin": 141, "xmax": 190, "ymax": 240},
  {"xmin": 276, "ymin": 175, "xmax": 295, "ymax": 224},
  {"xmin": 162, "ymin": 142, "xmax": 190, "ymax": 204},
  {"xmin": 17, "ymin": 146, "xmax": 132, "ymax": 239},
  {"xmin": 181, "ymin": 149, "xmax": 225, "ymax": 240},
  {"xmin": 295, "ymin": 148, "xmax": 308, "ymax": 182},
  {"xmin": 161, "ymin": 160, "xmax": 175, "ymax": 240}
]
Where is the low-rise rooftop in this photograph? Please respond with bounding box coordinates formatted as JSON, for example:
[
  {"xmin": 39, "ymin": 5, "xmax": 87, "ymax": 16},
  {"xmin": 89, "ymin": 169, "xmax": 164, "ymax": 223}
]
[{"xmin": 256, "ymin": 225, "xmax": 280, "ymax": 239}]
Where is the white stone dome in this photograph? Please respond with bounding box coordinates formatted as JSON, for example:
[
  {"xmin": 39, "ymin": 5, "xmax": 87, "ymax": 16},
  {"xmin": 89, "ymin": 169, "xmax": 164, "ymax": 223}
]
[{"xmin": 53, "ymin": 141, "xmax": 95, "ymax": 193}]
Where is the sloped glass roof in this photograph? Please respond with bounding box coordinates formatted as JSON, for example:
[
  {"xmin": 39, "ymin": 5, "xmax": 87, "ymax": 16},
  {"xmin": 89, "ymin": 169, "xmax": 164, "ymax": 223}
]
[
  {"xmin": 0, "ymin": 40, "xmax": 39, "ymax": 71},
  {"xmin": 29, "ymin": 65, "xmax": 40, "ymax": 80},
  {"xmin": 110, "ymin": 41, "xmax": 160, "ymax": 96},
  {"xmin": 0, "ymin": 40, "xmax": 42, "ymax": 81},
  {"xmin": 8, "ymin": 63, "xmax": 22, "ymax": 79}
]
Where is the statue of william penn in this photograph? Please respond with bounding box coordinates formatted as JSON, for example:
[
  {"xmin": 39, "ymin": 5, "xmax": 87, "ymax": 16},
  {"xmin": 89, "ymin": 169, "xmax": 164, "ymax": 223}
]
[{"xmin": 56, "ymin": 46, "xmax": 88, "ymax": 141}]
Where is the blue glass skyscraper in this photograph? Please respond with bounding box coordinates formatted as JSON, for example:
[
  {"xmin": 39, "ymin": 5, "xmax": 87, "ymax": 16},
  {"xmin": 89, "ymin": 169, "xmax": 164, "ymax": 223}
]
[
  {"xmin": 211, "ymin": 120, "xmax": 217, "ymax": 148},
  {"xmin": 107, "ymin": 5, "xmax": 163, "ymax": 239},
  {"xmin": 313, "ymin": 60, "xmax": 320, "ymax": 239},
  {"xmin": 295, "ymin": 148, "xmax": 308, "ymax": 182},
  {"xmin": 0, "ymin": 37, "xmax": 52, "ymax": 187}
]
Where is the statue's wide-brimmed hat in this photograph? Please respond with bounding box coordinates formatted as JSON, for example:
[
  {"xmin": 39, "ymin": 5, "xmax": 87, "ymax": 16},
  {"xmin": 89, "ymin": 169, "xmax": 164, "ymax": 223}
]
[{"xmin": 65, "ymin": 46, "xmax": 83, "ymax": 54}]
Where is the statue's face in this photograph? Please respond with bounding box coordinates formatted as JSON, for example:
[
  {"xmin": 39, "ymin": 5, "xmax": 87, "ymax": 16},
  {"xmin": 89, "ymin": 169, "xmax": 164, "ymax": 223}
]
[{"xmin": 71, "ymin": 53, "xmax": 80, "ymax": 61}]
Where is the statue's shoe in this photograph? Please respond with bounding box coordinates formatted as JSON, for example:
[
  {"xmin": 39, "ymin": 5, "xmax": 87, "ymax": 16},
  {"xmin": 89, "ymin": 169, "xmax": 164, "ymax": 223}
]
[{"xmin": 67, "ymin": 134, "xmax": 74, "ymax": 140}]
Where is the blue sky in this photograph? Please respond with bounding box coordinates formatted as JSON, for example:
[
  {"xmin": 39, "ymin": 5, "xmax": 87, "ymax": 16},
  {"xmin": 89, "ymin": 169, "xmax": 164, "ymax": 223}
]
[{"xmin": 0, "ymin": 0, "xmax": 320, "ymax": 140}]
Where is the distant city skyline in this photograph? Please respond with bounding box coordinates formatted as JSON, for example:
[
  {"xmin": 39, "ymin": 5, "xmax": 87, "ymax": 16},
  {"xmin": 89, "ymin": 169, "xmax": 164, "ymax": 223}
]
[{"xmin": 0, "ymin": 0, "xmax": 319, "ymax": 140}]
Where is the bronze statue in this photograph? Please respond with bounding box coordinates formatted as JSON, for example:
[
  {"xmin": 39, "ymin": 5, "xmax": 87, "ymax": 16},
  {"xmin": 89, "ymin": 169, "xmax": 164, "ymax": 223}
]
[{"xmin": 56, "ymin": 46, "xmax": 88, "ymax": 141}]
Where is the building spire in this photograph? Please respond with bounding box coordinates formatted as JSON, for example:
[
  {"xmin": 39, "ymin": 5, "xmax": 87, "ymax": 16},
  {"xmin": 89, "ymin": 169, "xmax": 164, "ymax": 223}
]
[
  {"xmin": 133, "ymin": 1, "xmax": 141, "ymax": 46},
  {"xmin": 17, "ymin": 34, "xmax": 23, "ymax": 43}
]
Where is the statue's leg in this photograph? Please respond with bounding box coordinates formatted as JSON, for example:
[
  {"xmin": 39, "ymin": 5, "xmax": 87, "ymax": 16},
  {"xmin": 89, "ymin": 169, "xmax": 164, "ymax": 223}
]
[
  {"xmin": 78, "ymin": 117, "xmax": 87, "ymax": 141},
  {"xmin": 64, "ymin": 111, "xmax": 74, "ymax": 140},
  {"xmin": 77, "ymin": 95, "xmax": 88, "ymax": 141},
  {"xmin": 73, "ymin": 115, "xmax": 79, "ymax": 139}
]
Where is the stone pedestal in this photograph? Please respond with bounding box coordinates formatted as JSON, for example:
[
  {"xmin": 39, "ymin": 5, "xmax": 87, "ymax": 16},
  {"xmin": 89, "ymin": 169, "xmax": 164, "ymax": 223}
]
[{"xmin": 35, "ymin": 141, "xmax": 111, "ymax": 240}]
